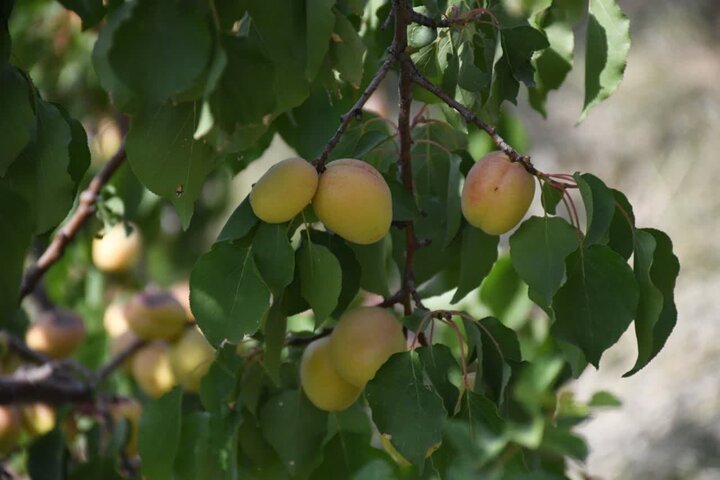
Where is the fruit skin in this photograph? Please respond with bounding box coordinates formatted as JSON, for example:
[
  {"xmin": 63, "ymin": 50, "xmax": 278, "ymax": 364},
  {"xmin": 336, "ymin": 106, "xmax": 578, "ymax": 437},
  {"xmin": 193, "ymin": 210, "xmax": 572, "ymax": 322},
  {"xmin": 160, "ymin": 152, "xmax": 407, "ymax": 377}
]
[
  {"xmin": 125, "ymin": 289, "xmax": 187, "ymax": 340},
  {"xmin": 111, "ymin": 399, "xmax": 142, "ymax": 456},
  {"xmin": 170, "ymin": 281, "xmax": 193, "ymax": 321},
  {"xmin": 250, "ymin": 157, "xmax": 319, "ymax": 223},
  {"xmin": 131, "ymin": 342, "xmax": 176, "ymax": 398},
  {"xmin": 92, "ymin": 222, "xmax": 142, "ymax": 273},
  {"xmin": 21, "ymin": 403, "xmax": 56, "ymax": 438},
  {"xmin": 0, "ymin": 406, "xmax": 21, "ymax": 454},
  {"xmin": 300, "ymin": 337, "xmax": 362, "ymax": 412},
  {"xmin": 169, "ymin": 327, "xmax": 214, "ymax": 393},
  {"xmin": 312, "ymin": 159, "xmax": 392, "ymax": 245},
  {"xmin": 103, "ymin": 301, "xmax": 130, "ymax": 337},
  {"xmin": 461, "ymin": 151, "xmax": 536, "ymax": 235},
  {"xmin": 328, "ymin": 307, "xmax": 406, "ymax": 387},
  {"xmin": 25, "ymin": 310, "xmax": 86, "ymax": 359}
]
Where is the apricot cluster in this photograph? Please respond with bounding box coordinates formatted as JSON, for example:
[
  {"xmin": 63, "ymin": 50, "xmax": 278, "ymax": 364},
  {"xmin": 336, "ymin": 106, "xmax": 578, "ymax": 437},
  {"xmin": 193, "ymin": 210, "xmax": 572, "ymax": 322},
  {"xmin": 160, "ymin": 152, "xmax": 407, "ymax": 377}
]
[
  {"xmin": 249, "ymin": 157, "xmax": 392, "ymax": 245},
  {"xmin": 300, "ymin": 307, "xmax": 405, "ymax": 412}
]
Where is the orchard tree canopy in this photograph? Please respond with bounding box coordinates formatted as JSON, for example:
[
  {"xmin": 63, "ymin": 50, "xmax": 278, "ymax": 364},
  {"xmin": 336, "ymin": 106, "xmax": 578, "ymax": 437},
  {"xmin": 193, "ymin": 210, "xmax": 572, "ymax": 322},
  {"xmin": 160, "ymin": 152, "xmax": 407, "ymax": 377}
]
[{"xmin": 0, "ymin": 0, "xmax": 680, "ymax": 479}]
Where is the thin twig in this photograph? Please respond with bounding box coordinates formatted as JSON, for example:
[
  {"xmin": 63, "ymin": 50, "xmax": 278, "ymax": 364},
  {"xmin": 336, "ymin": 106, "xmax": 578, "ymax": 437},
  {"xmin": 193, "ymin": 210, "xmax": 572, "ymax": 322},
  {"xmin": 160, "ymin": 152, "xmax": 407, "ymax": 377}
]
[{"xmin": 95, "ymin": 337, "xmax": 147, "ymax": 382}]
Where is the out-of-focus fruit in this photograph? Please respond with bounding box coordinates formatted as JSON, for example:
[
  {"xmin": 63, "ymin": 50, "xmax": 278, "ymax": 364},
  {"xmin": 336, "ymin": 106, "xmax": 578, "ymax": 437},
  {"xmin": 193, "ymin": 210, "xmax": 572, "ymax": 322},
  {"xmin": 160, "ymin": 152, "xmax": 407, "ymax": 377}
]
[{"xmin": 25, "ymin": 310, "xmax": 86, "ymax": 359}]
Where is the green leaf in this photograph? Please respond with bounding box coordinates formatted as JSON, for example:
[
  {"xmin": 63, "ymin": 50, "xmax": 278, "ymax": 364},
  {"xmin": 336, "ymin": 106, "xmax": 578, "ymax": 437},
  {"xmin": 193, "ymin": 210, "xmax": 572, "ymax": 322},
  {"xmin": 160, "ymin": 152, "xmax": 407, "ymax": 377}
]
[
  {"xmin": 28, "ymin": 428, "xmax": 65, "ymax": 480},
  {"xmin": 306, "ymin": 0, "xmax": 335, "ymax": 80},
  {"xmin": 58, "ymin": 0, "xmax": 105, "ymax": 29},
  {"xmin": 126, "ymin": 102, "xmax": 219, "ymax": 228},
  {"xmin": 408, "ymin": 23, "xmax": 437, "ymax": 50},
  {"xmin": 0, "ymin": 65, "xmax": 34, "ymax": 176},
  {"xmin": 459, "ymin": 391, "xmax": 505, "ymax": 436},
  {"xmin": 217, "ymin": 196, "xmax": 258, "ymax": 242},
  {"xmin": 108, "ymin": 0, "xmax": 212, "ymax": 103},
  {"xmin": 190, "ymin": 243, "xmax": 271, "ymax": 346},
  {"xmin": 262, "ymin": 303, "xmax": 287, "ymax": 383},
  {"xmin": 608, "ymin": 189, "xmax": 635, "ymax": 260},
  {"xmin": 56, "ymin": 105, "xmax": 91, "ymax": 188},
  {"xmin": 480, "ymin": 255, "xmax": 523, "ymax": 319},
  {"xmin": 540, "ymin": 181, "xmax": 563, "ymax": 214},
  {"xmin": 581, "ymin": 0, "xmax": 631, "ymax": 121},
  {"xmin": 552, "ymin": 245, "xmax": 639, "ymax": 367},
  {"xmin": 139, "ymin": 388, "xmax": 183, "ymax": 480},
  {"xmin": 174, "ymin": 412, "xmax": 210, "ymax": 480},
  {"xmin": 451, "ymin": 225, "xmax": 499, "ymax": 304},
  {"xmin": 625, "ymin": 229, "xmax": 679, "ymax": 376},
  {"xmin": 541, "ymin": 426, "xmax": 588, "ymax": 461},
  {"xmin": 589, "ymin": 390, "xmax": 622, "ymax": 407},
  {"xmin": 500, "ymin": 24, "xmax": 550, "ymax": 87},
  {"xmin": 574, "ymin": 172, "xmax": 615, "ymax": 246},
  {"xmin": 200, "ymin": 344, "xmax": 243, "ymax": 413},
  {"xmin": 510, "ymin": 216, "xmax": 579, "ymax": 307},
  {"xmin": 444, "ymin": 153, "xmax": 462, "ymax": 247},
  {"xmin": 417, "ymin": 344, "xmax": 461, "ymax": 415},
  {"xmin": 252, "ymin": 223, "xmax": 295, "ymax": 294},
  {"xmin": 298, "ymin": 240, "xmax": 342, "ymax": 324},
  {"xmin": 350, "ymin": 239, "xmax": 391, "ymax": 297},
  {"xmin": 366, "ymin": 352, "xmax": 446, "ymax": 466},
  {"xmin": 260, "ymin": 390, "xmax": 328, "ymax": 476},
  {"xmin": 330, "ymin": 12, "xmax": 367, "ymax": 88},
  {"xmin": 309, "ymin": 230, "xmax": 362, "ymax": 318},
  {"xmin": 0, "ymin": 184, "xmax": 32, "ymax": 323}
]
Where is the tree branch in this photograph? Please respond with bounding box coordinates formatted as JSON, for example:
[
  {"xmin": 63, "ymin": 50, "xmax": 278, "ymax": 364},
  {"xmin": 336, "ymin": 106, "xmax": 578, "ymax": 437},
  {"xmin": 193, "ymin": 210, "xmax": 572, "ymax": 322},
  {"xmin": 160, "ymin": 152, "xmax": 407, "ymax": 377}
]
[{"xmin": 19, "ymin": 144, "xmax": 128, "ymax": 301}]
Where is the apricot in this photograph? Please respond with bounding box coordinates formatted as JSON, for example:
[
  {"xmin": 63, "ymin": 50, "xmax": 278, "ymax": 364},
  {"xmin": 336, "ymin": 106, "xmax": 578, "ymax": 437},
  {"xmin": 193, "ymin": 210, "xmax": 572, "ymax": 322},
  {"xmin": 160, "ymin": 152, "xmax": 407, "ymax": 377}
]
[
  {"xmin": 103, "ymin": 301, "xmax": 130, "ymax": 337},
  {"xmin": 92, "ymin": 222, "xmax": 142, "ymax": 273},
  {"xmin": 25, "ymin": 310, "xmax": 86, "ymax": 359},
  {"xmin": 328, "ymin": 307, "xmax": 405, "ymax": 387},
  {"xmin": 300, "ymin": 337, "xmax": 362, "ymax": 412},
  {"xmin": 461, "ymin": 152, "xmax": 535, "ymax": 235},
  {"xmin": 250, "ymin": 157, "xmax": 319, "ymax": 223},
  {"xmin": 169, "ymin": 327, "xmax": 214, "ymax": 393},
  {"xmin": 125, "ymin": 289, "xmax": 187, "ymax": 340},
  {"xmin": 131, "ymin": 342, "xmax": 176, "ymax": 398},
  {"xmin": 0, "ymin": 406, "xmax": 21, "ymax": 454},
  {"xmin": 170, "ymin": 281, "xmax": 193, "ymax": 321},
  {"xmin": 21, "ymin": 403, "xmax": 56, "ymax": 437},
  {"xmin": 111, "ymin": 398, "xmax": 142, "ymax": 456},
  {"xmin": 312, "ymin": 159, "xmax": 392, "ymax": 245}
]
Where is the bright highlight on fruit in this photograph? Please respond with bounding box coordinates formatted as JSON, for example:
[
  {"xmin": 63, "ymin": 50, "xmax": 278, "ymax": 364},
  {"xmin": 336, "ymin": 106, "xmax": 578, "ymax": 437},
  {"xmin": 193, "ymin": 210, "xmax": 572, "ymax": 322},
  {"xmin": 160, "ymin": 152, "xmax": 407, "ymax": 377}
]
[
  {"xmin": 169, "ymin": 327, "xmax": 214, "ymax": 393},
  {"xmin": 92, "ymin": 222, "xmax": 142, "ymax": 273},
  {"xmin": 25, "ymin": 310, "xmax": 86, "ymax": 359},
  {"xmin": 300, "ymin": 337, "xmax": 362, "ymax": 412},
  {"xmin": 461, "ymin": 151, "xmax": 535, "ymax": 235},
  {"xmin": 250, "ymin": 157, "xmax": 319, "ymax": 223},
  {"xmin": 313, "ymin": 159, "xmax": 392, "ymax": 245},
  {"xmin": 328, "ymin": 307, "xmax": 406, "ymax": 387},
  {"xmin": 131, "ymin": 342, "xmax": 175, "ymax": 398},
  {"xmin": 125, "ymin": 289, "xmax": 187, "ymax": 340},
  {"xmin": 21, "ymin": 403, "xmax": 56, "ymax": 438}
]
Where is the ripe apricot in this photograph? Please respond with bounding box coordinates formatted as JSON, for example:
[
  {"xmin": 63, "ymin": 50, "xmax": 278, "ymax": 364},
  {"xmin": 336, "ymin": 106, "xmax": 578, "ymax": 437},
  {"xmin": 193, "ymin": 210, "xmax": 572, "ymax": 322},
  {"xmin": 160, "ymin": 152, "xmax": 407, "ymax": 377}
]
[
  {"xmin": 25, "ymin": 310, "xmax": 86, "ymax": 359},
  {"xmin": 125, "ymin": 289, "xmax": 187, "ymax": 340},
  {"xmin": 21, "ymin": 403, "xmax": 56, "ymax": 438},
  {"xmin": 300, "ymin": 337, "xmax": 362, "ymax": 412},
  {"xmin": 92, "ymin": 222, "xmax": 142, "ymax": 273},
  {"xmin": 328, "ymin": 307, "xmax": 405, "ymax": 387},
  {"xmin": 250, "ymin": 157, "xmax": 319, "ymax": 223},
  {"xmin": 312, "ymin": 159, "xmax": 392, "ymax": 245},
  {"xmin": 0, "ymin": 406, "xmax": 21, "ymax": 454},
  {"xmin": 170, "ymin": 281, "xmax": 193, "ymax": 321},
  {"xmin": 169, "ymin": 327, "xmax": 214, "ymax": 393},
  {"xmin": 461, "ymin": 152, "xmax": 535, "ymax": 235},
  {"xmin": 131, "ymin": 342, "xmax": 176, "ymax": 398},
  {"xmin": 103, "ymin": 301, "xmax": 130, "ymax": 337}
]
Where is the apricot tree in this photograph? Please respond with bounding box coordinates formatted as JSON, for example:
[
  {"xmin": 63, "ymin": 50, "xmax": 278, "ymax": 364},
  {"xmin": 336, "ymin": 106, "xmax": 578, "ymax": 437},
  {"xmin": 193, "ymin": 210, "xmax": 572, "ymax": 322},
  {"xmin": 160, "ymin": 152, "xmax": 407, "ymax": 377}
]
[{"xmin": 0, "ymin": 0, "xmax": 680, "ymax": 478}]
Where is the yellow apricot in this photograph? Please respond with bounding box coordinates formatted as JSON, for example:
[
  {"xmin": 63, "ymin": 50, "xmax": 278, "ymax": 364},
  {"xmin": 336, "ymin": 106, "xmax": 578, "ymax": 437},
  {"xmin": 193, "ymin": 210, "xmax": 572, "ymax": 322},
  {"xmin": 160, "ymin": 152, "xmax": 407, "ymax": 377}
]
[
  {"xmin": 21, "ymin": 403, "xmax": 56, "ymax": 438},
  {"xmin": 328, "ymin": 307, "xmax": 405, "ymax": 387},
  {"xmin": 169, "ymin": 281, "xmax": 193, "ymax": 321},
  {"xmin": 461, "ymin": 152, "xmax": 535, "ymax": 235},
  {"xmin": 131, "ymin": 342, "xmax": 176, "ymax": 398},
  {"xmin": 103, "ymin": 301, "xmax": 130, "ymax": 337},
  {"xmin": 25, "ymin": 310, "xmax": 86, "ymax": 359},
  {"xmin": 0, "ymin": 406, "xmax": 21, "ymax": 454},
  {"xmin": 92, "ymin": 222, "xmax": 142, "ymax": 273},
  {"xmin": 300, "ymin": 337, "xmax": 362, "ymax": 412},
  {"xmin": 125, "ymin": 289, "xmax": 187, "ymax": 340},
  {"xmin": 250, "ymin": 157, "xmax": 319, "ymax": 223},
  {"xmin": 312, "ymin": 159, "xmax": 392, "ymax": 245},
  {"xmin": 169, "ymin": 327, "xmax": 214, "ymax": 393},
  {"xmin": 111, "ymin": 398, "xmax": 142, "ymax": 457}
]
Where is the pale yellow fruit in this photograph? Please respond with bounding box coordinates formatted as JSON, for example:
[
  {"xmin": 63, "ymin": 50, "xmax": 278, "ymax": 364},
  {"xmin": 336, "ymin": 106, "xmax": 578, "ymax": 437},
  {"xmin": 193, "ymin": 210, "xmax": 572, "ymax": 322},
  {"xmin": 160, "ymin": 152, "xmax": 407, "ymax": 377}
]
[
  {"xmin": 300, "ymin": 337, "xmax": 362, "ymax": 412},
  {"xmin": 170, "ymin": 281, "xmax": 193, "ymax": 321},
  {"xmin": 250, "ymin": 157, "xmax": 319, "ymax": 223},
  {"xmin": 312, "ymin": 159, "xmax": 392, "ymax": 245},
  {"xmin": 0, "ymin": 406, "xmax": 21, "ymax": 454},
  {"xmin": 92, "ymin": 222, "xmax": 142, "ymax": 273},
  {"xmin": 328, "ymin": 307, "xmax": 405, "ymax": 387},
  {"xmin": 21, "ymin": 403, "xmax": 56, "ymax": 438},
  {"xmin": 461, "ymin": 152, "xmax": 535, "ymax": 235},
  {"xmin": 169, "ymin": 327, "xmax": 214, "ymax": 393},
  {"xmin": 25, "ymin": 310, "xmax": 86, "ymax": 359},
  {"xmin": 131, "ymin": 342, "xmax": 176, "ymax": 398},
  {"xmin": 125, "ymin": 289, "xmax": 187, "ymax": 340},
  {"xmin": 111, "ymin": 399, "xmax": 142, "ymax": 456},
  {"xmin": 103, "ymin": 301, "xmax": 130, "ymax": 337}
]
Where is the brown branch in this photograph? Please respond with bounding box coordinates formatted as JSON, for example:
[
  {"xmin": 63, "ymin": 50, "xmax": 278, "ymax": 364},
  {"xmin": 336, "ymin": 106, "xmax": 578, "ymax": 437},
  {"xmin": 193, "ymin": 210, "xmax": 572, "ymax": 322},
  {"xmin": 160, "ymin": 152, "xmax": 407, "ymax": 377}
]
[
  {"xmin": 0, "ymin": 364, "xmax": 92, "ymax": 405},
  {"xmin": 410, "ymin": 8, "xmax": 498, "ymax": 29},
  {"xmin": 95, "ymin": 337, "xmax": 147, "ymax": 382},
  {"xmin": 18, "ymin": 144, "xmax": 128, "ymax": 301},
  {"xmin": 410, "ymin": 67, "xmax": 538, "ymax": 175}
]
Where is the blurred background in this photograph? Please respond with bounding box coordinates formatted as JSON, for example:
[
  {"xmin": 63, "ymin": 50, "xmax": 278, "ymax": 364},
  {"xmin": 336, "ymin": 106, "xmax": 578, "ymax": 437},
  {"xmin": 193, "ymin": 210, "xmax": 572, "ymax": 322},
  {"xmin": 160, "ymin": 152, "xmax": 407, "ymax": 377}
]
[{"xmin": 8, "ymin": 0, "xmax": 719, "ymax": 478}]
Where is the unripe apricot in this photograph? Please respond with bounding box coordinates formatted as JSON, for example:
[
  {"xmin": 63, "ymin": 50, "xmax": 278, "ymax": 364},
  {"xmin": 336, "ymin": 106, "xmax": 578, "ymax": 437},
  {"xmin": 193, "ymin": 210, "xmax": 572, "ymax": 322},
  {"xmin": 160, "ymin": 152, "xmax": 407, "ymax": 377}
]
[
  {"xmin": 461, "ymin": 152, "xmax": 535, "ymax": 235},
  {"xmin": 92, "ymin": 222, "xmax": 142, "ymax": 273},
  {"xmin": 328, "ymin": 307, "xmax": 405, "ymax": 387},
  {"xmin": 313, "ymin": 159, "xmax": 392, "ymax": 245},
  {"xmin": 250, "ymin": 157, "xmax": 319, "ymax": 223},
  {"xmin": 131, "ymin": 342, "xmax": 176, "ymax": 398},
  {"xmin": 103, "ymin": 301, "xmax": 130, "ymax": 337},
  {"xmin": 169, "ymin": 327, "xmax": 214, "ymax": 393},
  {"xmin": 0, "ymin": 406, "xmax": 21, "ymax": 454},
  {"xmin": 125, "ymin": 289, "xmax": 187, "ymax": 340},
  {"xmin": 300, "ymin": 337, "xmax": 362, "ymax": 412},
  {"xmin": 21, "ymin": 403, "xmax": 56, "ymax": 437},
  {"xmin": 111, "ymin": 398, "xmax": 142, "ymax": 456},
  {"xmin": 25, "ymin": 310, "xmax": 86, "ymax": 359}
]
